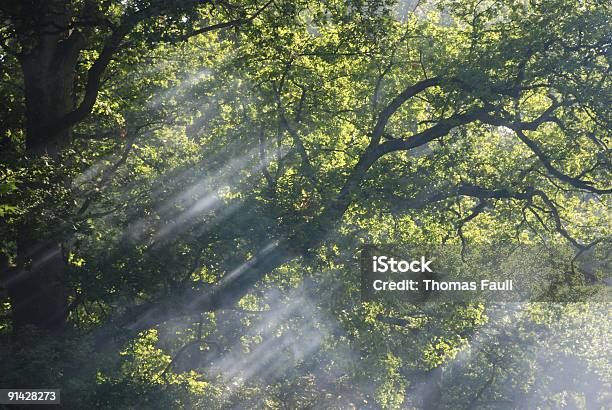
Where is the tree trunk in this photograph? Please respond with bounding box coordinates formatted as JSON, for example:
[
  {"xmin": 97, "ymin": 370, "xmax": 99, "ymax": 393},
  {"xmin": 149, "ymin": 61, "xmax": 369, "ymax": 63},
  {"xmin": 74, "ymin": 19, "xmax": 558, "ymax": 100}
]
[
  {"xmin": 7, "ymin": 4, "xmax": 82, "ymax": 332},
  {"xmin": 8, "ymin": 239, "xmax": 68, "ymax": 332},
  {"xmin": 19, "ymin": 29, "xmax": 80, "ymax": 157}
]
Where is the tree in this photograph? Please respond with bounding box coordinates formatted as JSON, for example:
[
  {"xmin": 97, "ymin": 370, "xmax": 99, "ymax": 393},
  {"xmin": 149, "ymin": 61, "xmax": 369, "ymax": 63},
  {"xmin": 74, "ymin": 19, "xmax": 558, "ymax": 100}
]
[
  {"xmin": 1, "ymin": 0, "xmax": 278, "ymax": 331},
  {"xmin": 98, "ymin": 0, "xmax": 610, "ymax": 338},
  {"xmin": 0, "ymin": 0, "xmax": 609, "ymax": 407}
]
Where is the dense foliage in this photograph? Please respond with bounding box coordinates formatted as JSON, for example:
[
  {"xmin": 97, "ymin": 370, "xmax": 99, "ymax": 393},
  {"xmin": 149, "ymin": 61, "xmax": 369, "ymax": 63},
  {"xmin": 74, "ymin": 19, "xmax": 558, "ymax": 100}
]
[{"xmin": 0, "ymin": 0, "xmax": 610, "ymax": 408}]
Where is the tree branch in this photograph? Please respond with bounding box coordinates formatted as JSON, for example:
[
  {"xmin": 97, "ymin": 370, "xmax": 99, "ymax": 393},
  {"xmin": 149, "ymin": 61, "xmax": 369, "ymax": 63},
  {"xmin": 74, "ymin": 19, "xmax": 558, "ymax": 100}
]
[
  {"xmin": 378, "ymin": 108, "xmax": 490, "ymax": 154},
  {"xmin": 371, "ymin": 77, "xmax": 441, "ymax": 145},
  {"xmin": 514, "ymin": 129, "xmax": 612, "ymax": 194},
  {"xmin": 176, "ymin": 0, "xmax": 274, "ymax": 41}
]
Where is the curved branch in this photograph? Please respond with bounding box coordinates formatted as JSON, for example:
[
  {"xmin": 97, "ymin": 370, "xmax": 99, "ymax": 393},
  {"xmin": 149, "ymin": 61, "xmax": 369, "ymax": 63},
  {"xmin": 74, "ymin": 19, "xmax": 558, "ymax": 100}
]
[
  {"xmin": 371, "ymin": 77, "xmax": 441, "ymax": 144},
  {"xmin": 387, "ymin": 183, "xmax": 593, "ymax": 251},
  {"xmin": 476, "ymin": 100, "xmax": 611, "ymax": 195},
  {"xmin": 378, "ymin": 108, "xmax": 490, "ymax": 153},
  {"xmin": 48, "ymin": 0, "xmax": 276, "ymax": 137},
  {"xmin": 514, "ymin": 129, "xmax": 612, "ymax": 194},
  {"xmin": 48, "ymin": 18, "xmax": 138, "ymax": 135}
]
